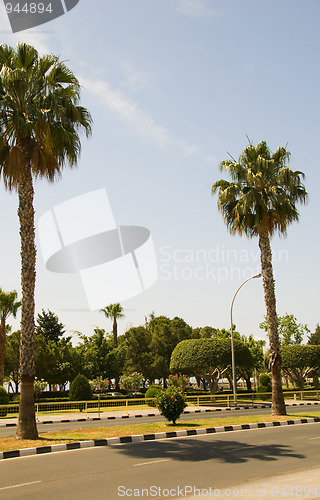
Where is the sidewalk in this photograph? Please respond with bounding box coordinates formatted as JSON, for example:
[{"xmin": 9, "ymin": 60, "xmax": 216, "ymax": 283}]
[
  {"xmin": 1, "ymin": 400, "xmax": 319, "ymax": 428},
  {"xmin": 0, "ymin": 405, "xmax": 231, "ymax": 427}
]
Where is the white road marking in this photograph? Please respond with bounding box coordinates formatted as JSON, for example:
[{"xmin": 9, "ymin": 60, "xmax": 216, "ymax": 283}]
[
  {"xmin": 134, "ymin": 459, "xmax": 170, "ymax": 467},
  {"xmin": 0, "ymin": 481, "xmax": 42, "ymax": 491}
]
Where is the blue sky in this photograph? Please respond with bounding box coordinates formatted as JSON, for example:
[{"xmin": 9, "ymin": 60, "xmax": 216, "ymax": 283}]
[{"xmin": 0, "ymin": 0, "xmax": 319, "ymax": 344}]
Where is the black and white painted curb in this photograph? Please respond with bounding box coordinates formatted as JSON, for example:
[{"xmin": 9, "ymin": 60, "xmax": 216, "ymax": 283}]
[
  {"xmin": 1, "ymin": 402, "xmax": 319, "ymax": 429},
  {"xmin": 1, "ymin": 417, "xmax": 319, "ymax": 461}
]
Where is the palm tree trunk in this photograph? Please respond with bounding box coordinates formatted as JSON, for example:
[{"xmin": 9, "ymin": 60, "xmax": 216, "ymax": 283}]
[
  {"xmin": 16, "ymin": 156, "xmax": 38, "ymax": 440},
  {"xmin": 0, "ymin": 319, "xmax": 5, "ymax": 386},
  {"xmin": 259, "ymin": 231, "xmax": 286, "ymax": 416},
  {"xmin": 113, "ymin": 317, "xmax": 121, "ymax": 390},
  {"xmin": 113, "ymin": 318, "xmax": 118, "ymax": 347}
]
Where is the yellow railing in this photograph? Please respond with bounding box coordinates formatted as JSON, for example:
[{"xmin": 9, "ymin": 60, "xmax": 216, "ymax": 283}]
[{"xmin": 0, "ymin": 390, "xmax": 319, "ymax": 420}]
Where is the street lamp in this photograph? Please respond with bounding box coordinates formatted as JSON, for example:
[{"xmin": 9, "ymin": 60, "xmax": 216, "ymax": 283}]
[{"xmin": 230, "ymin": 273, "xmax": 262, "ymax": 406}]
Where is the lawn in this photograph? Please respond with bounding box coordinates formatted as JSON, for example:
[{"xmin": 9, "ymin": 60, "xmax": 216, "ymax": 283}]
[{"xmin": 1, "ymin": 412, "xmax": 319, "ymax": 453}]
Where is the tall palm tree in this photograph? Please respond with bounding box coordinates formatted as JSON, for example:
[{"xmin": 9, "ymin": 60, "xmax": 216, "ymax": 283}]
[
  {"xmin": 212, "ymin": 141, "xmax": 308, "ymax": 415},
  {"xmin": 0, "ymin": 288, "xmax": 21, "ymax": 386},
  {"xmin": 100, "ymin": 303, "xmax": 124, "ymax": 347},
  {"xmin": 0, "ymin": 43, "xmax": 92, "ymax": 439},
  {"xmin": 100, "ymin": 303, "xmax": 124, "ymax": 390}
]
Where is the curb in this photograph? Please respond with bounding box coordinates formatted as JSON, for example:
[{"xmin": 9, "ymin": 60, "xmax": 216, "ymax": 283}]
[
  {"xmin": 1, "ymin": 417, "xmax": 319, "ymax": 461},
  {"xmin": 0, "ymin": 405, "xmax": 273, "ymax": 429}
]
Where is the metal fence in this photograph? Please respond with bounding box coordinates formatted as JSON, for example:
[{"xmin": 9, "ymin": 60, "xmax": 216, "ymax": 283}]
[{"xmin": 1, "ymin": 391, "xmax": 319, "ymax": 420}]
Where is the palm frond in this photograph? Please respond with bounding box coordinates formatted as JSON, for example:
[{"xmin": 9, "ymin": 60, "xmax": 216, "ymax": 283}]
[{"xmin": 212, "ymin": 140, "xmax": 308, "ymax": 238}]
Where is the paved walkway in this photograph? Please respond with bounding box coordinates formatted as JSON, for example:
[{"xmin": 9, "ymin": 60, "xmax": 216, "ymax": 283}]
[
  {"xmin": 1, "ymin": 400, "xmax": 319, "ymax": 427},
  {"xmin": 1, "ymin": 405, "xmax": 234, "ymax": 426}
]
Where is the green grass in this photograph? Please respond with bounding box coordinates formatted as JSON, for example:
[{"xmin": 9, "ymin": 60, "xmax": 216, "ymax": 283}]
[{"xmin": 1, "ymin": 412, "xmax": 319, "ymax": 454}]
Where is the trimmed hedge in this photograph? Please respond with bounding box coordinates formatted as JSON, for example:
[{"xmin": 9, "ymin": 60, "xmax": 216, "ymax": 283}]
[
  {"xmin": 0, "ymin": 387, "xmax": 9, "ymax": 417},
  {"xmin": 145, "ymin": 385, "xmax": 163, "ymax": 407}
]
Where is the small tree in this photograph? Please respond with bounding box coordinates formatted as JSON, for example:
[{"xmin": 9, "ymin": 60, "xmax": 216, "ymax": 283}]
[
  {"xmin": 33, "ymin": 378, "xmax": 47, "ymax": 401},
  {"xmin": 156, "ymin": 386, "xmax": 187, "ymax": 424},
  {"xmin": 260, "ymin": 314, "xmax": 309, "ymax": 346},
  {"xmin": 89, "ymin": 377, "xmax": 110, "ymax": 394},
  {"xmin": 308, "ymin": 324, "xmax": 320, "ymax": 345},
  {"xmin": 0, "ymin": 288, "xmax": 21, "ymax": 386}
]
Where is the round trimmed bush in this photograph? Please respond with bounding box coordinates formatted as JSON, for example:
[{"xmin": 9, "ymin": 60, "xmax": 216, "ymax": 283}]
[
  {"xmin": 0, "ymin": 387, "xmax": 9, "ymax": 417},
  {"xmin": 69, "ymin": 374, "xmax": 93, "ymax": 402},
  {"xmin": 145, "ymin": 385, "xmax": 163, "ymax": 407},
  {"xmin": 259, "ymin": 373, "xmax": 271, "ymax": 387}
]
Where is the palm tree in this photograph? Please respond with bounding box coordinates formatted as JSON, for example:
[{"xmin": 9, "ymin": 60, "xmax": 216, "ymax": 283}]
[
  {"xmin": 100, "ymin": 303, "xmax": 124, "ymax": 390},
  {"xmin": 212, "ymin": 141, "xmax": 307, "ymax": 415},
  {"xmin": 0, "ymin": 43, "xmax": 92, "ymax": 439},
  {"xmin": 0, "ymin": 288, "xmax": 21, "ymax": 386},
  {"xmin": 100, "ymin": 303, "xmax": 124, "ymax": 347}
]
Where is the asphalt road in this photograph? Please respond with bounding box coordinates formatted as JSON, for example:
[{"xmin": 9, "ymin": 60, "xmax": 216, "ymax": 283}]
[
  {"xmin": 0, "ymin": 422, "xmax": 320, "ymax": 499},
  {"xmin": 0, "ymin": 405, "xmax": 319, "ymax": 437}
]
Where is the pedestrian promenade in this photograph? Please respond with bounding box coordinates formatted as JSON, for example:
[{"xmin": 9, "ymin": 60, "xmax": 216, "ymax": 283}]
[{"xmin": 1, "ymin": 400, "xmax": 319, "ymax": 428}]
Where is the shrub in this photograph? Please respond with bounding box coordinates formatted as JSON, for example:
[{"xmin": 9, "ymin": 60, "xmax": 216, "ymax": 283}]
[
  {"xmin": 167, "ymin": 373, "xmax": 189, "ymax": 391},
  {"xmin": 257, "ymin": 385, "xmax": 272, "ymax": 400},
  {"xmin": 0, "ymin": 387, "xmax": 9, "ymax": 417},
  {"xmin": 259, "ymin": 373, "xmax": 271, "ymax": 387},
  {"xmin": 34, "ymin": 378, "xmax": 47, "ymax": 401},
  {"xmin": 120, "ymin": 372, "xmax": 144, "ymax": 392},
  {"xmin": 145, "ymin": 385, "xmax": 163, "ymax": 407},
  {"xmin": 258, "ymin": 373, "xmax": 272, "ymax": 398},
  {"xmin": 69, "ymin": 374, "xmax": 93, "ymax": 402},
  {"xmin": 89, "ymin": 377, "xmax": 111, "ymax": 394},
  {"xmin": 156, "ymin": 386, "xmax": 187, "ymax": 424}
]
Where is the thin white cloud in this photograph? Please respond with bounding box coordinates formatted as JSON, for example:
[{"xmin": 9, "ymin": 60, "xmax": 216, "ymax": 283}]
[
  {"xmin": 118, "ymin": 60, "xmax": 152, "ymax": 92},
  {"xmin": 173, "ymin": 0, "xmax": 223, "ymax": 19},
  {"xmin": 81, "ymin": 76, "xmax": 198, "ymax": 157}
]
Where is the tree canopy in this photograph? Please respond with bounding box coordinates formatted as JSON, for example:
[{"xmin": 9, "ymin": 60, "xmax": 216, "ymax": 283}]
[
  {"xmin": 260, "ymin": 313, "xmax": 309, "ymax": 346},
  {"xmin": 170, "ymin": 338, "xmax": 253, "ymax": 394},
  {"xmin": 281, "ymin": 345, "xmax": 320, "ymax": 390},
  {"xmin": 36, "ymin": 309, "xmax": 66, "ymax": 343}
]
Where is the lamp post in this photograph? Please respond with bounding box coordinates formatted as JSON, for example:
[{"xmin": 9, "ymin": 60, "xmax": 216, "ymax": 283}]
[{"xmin": 230, "ymin": 273, "xmax": 262, "ymax": 407}]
